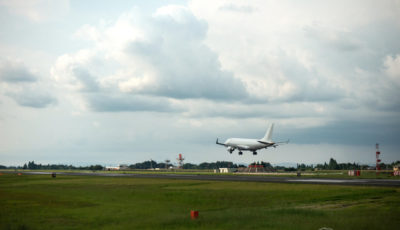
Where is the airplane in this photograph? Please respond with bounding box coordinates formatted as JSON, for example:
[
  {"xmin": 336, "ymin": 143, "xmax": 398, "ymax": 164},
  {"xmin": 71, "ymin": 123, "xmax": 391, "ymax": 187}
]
[{"xmin": 216, "ymin": 123, "xmax": 289, "ymax": 155}]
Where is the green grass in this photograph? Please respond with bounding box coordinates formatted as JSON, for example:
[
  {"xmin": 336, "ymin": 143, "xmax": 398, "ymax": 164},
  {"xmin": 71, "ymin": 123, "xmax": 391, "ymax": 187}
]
[
  {"xmin": 0, "ymin": 173, "xmax": 399, "ymax": 230},
  {"xmin": 4, "ymin": 168, "xmax": 400, "ymax": 180}
]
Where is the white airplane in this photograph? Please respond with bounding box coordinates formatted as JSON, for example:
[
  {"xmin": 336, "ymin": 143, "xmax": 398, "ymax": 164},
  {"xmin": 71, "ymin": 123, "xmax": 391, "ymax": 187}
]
[{"xmin": 216, "ymin": 123, "xmax": 288, "ymax": 155}]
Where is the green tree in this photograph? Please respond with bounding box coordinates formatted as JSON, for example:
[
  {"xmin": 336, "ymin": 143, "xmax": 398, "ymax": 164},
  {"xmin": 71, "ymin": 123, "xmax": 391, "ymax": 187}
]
[
  {"xmin": 328, "ymin": 158, "xmax": 339, "ymax": 170},
  {"xmin": 89, "ymin": 165, "xmax": 103, "ymax": 171}
]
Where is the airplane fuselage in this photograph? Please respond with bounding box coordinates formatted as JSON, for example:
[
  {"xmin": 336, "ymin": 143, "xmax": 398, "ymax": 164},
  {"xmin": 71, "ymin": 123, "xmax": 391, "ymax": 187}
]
[{"xmin": 225, "ymin": 138, "xmax": 274, "ymax": 151}]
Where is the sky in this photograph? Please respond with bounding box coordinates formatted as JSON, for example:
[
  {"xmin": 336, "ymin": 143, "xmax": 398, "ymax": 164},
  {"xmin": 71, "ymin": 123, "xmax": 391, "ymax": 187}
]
[{"xmin": 0, "ymin": 0, "xmax": 399, "ymax": 166}]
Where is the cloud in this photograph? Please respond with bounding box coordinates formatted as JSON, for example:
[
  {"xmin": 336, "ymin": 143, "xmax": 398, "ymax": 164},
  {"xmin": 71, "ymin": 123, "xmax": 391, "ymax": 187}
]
[
  {"xmin": 2, "ymin": 1, "xmax": 400, "ymax": 166},
  {"xmin": 51, "ymin": 50, "xmax": 101, "ymax": 92},
  {"xmin": 192, "ymin": 1, "xmax": 400, "ymax": 100},
  {"xmin": 52, "ymin": 59, "xmax": 100, "ymax": 92},
  {"xmin": 125, "ymin": 36, "xmax": 247, "ymax": 100},
  {"xmin": 275, "ymin": 50, "xmax": 345, "ymax": 102},
  {"xmin": 86, "ymin": 94, "xmax": 182, "ymax": 113},
  {"xmin": 0, "ymin": 59, "xmax": 37, "ymax": 83},
  {"xmin": 384, "ymin": 54, "xmax": 400, "ymax": 86},
  {"xmin": 303, "ymin": 24, "xmax": 363, "ymax": 52},
  {"xmin": 6, "ymin": 89, "xmax": 56, "ymax": 108},
  {"xmin": 48, "ymin": 2, "xmax": 400, "ymax": 125},
  {"xmin": 52, "ymin": 5, "xmax": 248, "ymax": 114},
  {"xmin": 0, "ymin": 0, "xmax": 70, "ymax": 22},
  {"xmin": 179, "ymin": 98, "xmax": 321, "ymax": 119},
  {"xmin": 121, "ymin": 5, "xmax": 248, "ymax": 100},
  {"xmin": 218, "ymin": 4, "xmax": 255, "ymax": 13},
  {"xmin": 0, "ymin": 59, "xmax": 56, "ymax": 108}
]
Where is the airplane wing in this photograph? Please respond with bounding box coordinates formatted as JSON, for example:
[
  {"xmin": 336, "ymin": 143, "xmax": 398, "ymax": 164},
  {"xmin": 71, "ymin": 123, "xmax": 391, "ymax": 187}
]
[
  {"xmin": 216, "ymin": 138, "xmax": 226, "ymax": 146},
  {"xmin": 272, "ymin": 139, "xmax": 290, "ymax": 147}
]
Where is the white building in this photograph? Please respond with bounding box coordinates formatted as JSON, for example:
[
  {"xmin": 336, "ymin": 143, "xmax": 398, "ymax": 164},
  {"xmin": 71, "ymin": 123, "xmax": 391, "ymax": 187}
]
[
  {"xmin": 218, "ymin": 168, "xmax": 235, "ymax": 173},
  {"xmin": 105, "ymin": 166, "xmax": 120, "ymax": 171},
  {"xmin": 105, "ymin": 164, "xmax": 129, "ymax": 171}
]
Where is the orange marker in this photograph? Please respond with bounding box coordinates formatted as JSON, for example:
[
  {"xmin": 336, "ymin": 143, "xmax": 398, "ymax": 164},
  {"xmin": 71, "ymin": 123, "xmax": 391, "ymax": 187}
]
[{"xmin": 190, "ymin": 210, "xmax": 199, "ymax": 219}]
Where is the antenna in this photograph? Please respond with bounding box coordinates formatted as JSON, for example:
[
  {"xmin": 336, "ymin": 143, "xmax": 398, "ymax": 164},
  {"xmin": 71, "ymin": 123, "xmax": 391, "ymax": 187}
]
[
  {"xmin": 376, "ymin": 143, "xmax": 381, "ymax": 175},
  {"xmin": 165, "ymin": 159, "xmax": 170, "ymax": 170},
  {"xmin": 177, "ymin": 154, "xmax": 185, "ymax": 169}
]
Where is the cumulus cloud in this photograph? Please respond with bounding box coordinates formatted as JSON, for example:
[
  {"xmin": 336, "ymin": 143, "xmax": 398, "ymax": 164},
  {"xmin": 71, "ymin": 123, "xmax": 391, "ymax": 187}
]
[
  {"xmin": 120, "ymin": 6, "xmax": 247, "ymax": 100},
  {"xmin": 52, "ymin": 53, "xmax": 100, "ymax": 92},
  {"xmin": 49, "ymin": 1, "xmax": 400, "ymax": 124},
  {"xmin": 384, "ymin": 54, "xmax": 400, "ymax": 86},
  {"xmin": 52, "ymin": 5, "xmax": 248, "ymax": 113},
  {"xmin": 0, "ymin": 59, "xmax": 56, "ymax": 108},
  {"xmin": 189, "ymin": 0, "xmax": 400, "ymax": 113}
]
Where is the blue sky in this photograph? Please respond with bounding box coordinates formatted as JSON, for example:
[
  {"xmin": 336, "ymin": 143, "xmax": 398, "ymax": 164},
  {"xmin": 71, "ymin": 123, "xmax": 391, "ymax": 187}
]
[{"xmin": 0, "ymin": 0, "xmax": 399, "ymax": 166}]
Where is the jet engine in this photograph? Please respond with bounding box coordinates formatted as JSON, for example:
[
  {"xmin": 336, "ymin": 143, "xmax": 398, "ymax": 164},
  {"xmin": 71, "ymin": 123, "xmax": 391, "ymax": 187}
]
[{"xmin": 226, "ymin": 146, "xmax": 234, "ymax": 153}]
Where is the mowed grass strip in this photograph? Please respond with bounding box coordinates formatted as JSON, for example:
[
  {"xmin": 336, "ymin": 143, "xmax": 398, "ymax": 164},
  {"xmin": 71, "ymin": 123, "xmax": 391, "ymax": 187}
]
[
  {"xmin": 0, "ymin": 173, "xmax": 399, "ymax": 230},
  {"xmin": 4, "ymin": 169, "xmax": 400, "ymax": 179}
]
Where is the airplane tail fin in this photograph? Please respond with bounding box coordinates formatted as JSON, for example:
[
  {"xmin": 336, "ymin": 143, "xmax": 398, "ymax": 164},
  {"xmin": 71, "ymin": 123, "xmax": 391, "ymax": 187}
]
[{"xmin": 260, "ymin": 123, "xmax": 274, "ymax": 143}]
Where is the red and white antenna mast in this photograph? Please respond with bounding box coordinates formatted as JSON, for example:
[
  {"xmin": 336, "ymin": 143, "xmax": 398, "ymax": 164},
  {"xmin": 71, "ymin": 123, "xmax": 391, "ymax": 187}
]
[
  {"xmin": 177, "ymin": 154, "xmax": 185, "ymax": 169},
  {"xmin": 376, "ymin": 143, "xmax": 381, "ymax": 175}
]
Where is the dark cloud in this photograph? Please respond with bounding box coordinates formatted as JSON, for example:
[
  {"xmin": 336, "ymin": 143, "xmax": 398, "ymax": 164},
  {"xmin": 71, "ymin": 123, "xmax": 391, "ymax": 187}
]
[
  {"xmin": 0, "ymin": 59, "xmax": 57, "ymax": 108},
  {"xmin": 184, "ymin": 101, "xmax": 304, "ymax": 119},
  {"xmin": 86, "ymin": 93, "xmax": 182, "ymax": 112},
  {"xmin": 303, "ymin": 21, "xmax": 400, "ymax": 72},
  {"xmin": 7, "ymin": 91, "xmax": 57, "ymax": 108},
  {"xmin": 72, "ymin": 67, "xmax": 99, "ymax": 92},
  {"xmin": 0, "ymin": 60, "xmax": 37, "ymax": 83},
  {"xmin": 283, "ymin": 119, "xmax": 400, "ymax": 146}
]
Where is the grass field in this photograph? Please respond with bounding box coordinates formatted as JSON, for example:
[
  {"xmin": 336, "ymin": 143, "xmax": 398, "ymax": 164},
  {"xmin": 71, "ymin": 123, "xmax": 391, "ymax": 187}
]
[
  {"xmin": 4, "ymin": 169, "xmax": 400, "ymax": 180},
  {"xmin": 1, "ymin": 173, "xmax": 399, "ymax": 230}
]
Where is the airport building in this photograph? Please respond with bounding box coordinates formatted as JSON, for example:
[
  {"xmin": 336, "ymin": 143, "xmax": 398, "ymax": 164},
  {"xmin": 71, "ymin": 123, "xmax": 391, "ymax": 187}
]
[
  {"xmin": 105, "ymin": 164, "xmax": 129, "ymax": 171},
  {"xmin": 214, "ymin": 168, "xmax": 236, "ymax": 173}
]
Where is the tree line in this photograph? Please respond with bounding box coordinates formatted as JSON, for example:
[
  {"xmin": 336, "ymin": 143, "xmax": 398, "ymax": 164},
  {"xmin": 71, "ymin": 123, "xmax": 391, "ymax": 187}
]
[
  {"xmin": 1, "ymin": 159, "xmax": 399, "ymax": 171},
  {"xmin": 5, "ymin": 161, "xmax": 105, "ymax": 171},
  {"xmin": 127, "ymin": 160, "xmax": 239, "ymax": 169},
  {"xmin": 296, "ymin": 158, "xmax": 400, "ymax": 171}
]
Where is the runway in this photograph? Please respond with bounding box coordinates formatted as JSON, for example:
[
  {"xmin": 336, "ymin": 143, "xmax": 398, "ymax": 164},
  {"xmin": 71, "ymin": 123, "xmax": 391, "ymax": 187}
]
[{"xmin": 4, "ymin": 171, "xmax": 400, "ymax": 187}]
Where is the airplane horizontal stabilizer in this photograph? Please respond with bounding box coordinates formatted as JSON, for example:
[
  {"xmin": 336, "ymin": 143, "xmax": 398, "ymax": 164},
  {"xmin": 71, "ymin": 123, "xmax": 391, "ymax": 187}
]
[
  {"xmin": 216, "ymin": 138, "xmax": 226, "ymax": 146},
  {"xmin": 271, "ymin": 139, "xmax": 290, "ymax": 147}
]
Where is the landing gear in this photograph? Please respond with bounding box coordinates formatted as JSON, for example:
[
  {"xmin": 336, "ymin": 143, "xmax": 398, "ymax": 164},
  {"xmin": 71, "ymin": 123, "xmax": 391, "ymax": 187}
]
[
  {"xmin": 238, "ymin": 151, "xmax": 243, "ymax": 155},
  {"xmin": 227, "ymin": 147, "xmax": 235, "ymax": 154},
  {"xmin": 252, "ymin": 151, "xmax": 257, "ymax": 155}
]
